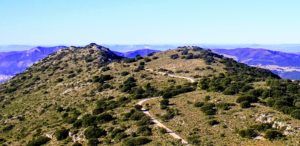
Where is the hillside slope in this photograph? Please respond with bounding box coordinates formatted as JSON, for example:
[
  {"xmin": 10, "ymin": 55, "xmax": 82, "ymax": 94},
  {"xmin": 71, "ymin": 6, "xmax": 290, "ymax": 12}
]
[{"xmin": 0, "ymin": 44, "xmax": 299, "ymax": 146}]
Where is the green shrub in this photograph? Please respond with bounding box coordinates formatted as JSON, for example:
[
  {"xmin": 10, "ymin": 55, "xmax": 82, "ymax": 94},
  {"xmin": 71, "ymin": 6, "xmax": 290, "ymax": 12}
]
[
  {"xmin": 87, "ymin": 138, "xmax": 99, "ymax": 146},
  {"xmin": 161, "ymin": 108, "xmax": 179, "ymax": 121},
  {"xmin": 236, "ymin": 95, "xmax": 258, "ymax": 103},
  {"xmin": 122, "ymin": 137, "xmax": 151, "ymax": 146},
  {"xmin": 110, "ymin": 128, "xmax": 128, "ymax": 140},
  {"xmin": 265, "ymin": 130, "xmax": 284, "ymax": 140},
  {"xmin": 101, "ymin": 66, "xmax": 110, "ymax": 71},
  {"xmin": 170, "ymin": 54, "xmax": 179, "ymax": 59},
  {"xmin": 290, "ymin": 109, "xmax": 300, "ymax": 119},
  {"xmin": 194, "ymin": 101, "xmax": 204, "ymax": 107},
  {"xmin": 27, "ymin": 136, "xmax": 51, "ymax": 146},
  {"xmin": 216, "ymin": 102, "xmax": 233, "ymax": 110},
  {"xmin": 204, "ymin": 95, "xmax": 211, "ymax": 101},
  {"xmin": 81, "ymin": 114, "xmax": 96, "ymax": 127},
  {"xmin": 160, "ymin": 99, "xmax": 169, "ymax": 109},
  {"xmin": 96, "ymin": 113, "xmax": 114, "ymax": 124},
  {"xmin": 72, "ymin": 119, "xmax": 82, "ymax": 128},
  {"xmin": 200, "ymin": 103, "xmax": 217, "ymax": 115},
  {"xmin": 207, "ymin": 119, "xmax": 220, "ymax": 126},
  {"xmin": 54, "ymin": 128, "xmax": 69, "ymax": 140},
  {"xmin": 84, "ymin": 126, "xmax": 106, "ymax": 139},
  {"xmin": 223, "ymin": 85, "xmax": 240, "ymax": 95},
  {"xmin": 238, "ymin": 128, "xmax": 258, "ymax": 138},
  {"xmin": 144, "ymin": 57, "xmax": 151, "ymax": 62},
  {"xmin": 1, "ymin": 124, "xmax": 14, "ymax": 132},
  {"xmin": 120, "ymin": 77, "xmax": 137, "ymax": 93},
  {"xmin": 158, "ymin": 127, "xmax": 167, "ymax": 134},
  {"xmin": 187, "ymin": 135, "xmax": 201, "ymax": 145},
  {"xmin": 137, "ymin": 116, "xmax": 151, "ymax": 126},
  {"xmin": 92, "ymin": 75, "xmax": 113, "ymax": 83},
  {"xmin": 240, "ymin": 101, "xmax": 251, "ymax": 108},
  {"xmin": 137, "ymin": 125, "xmax": 152, "ymax": 136},
  {"xmin": 124, "ymin": 109, "xmax": 145, "ymax": 121},
  {"xmin": 240, "ymin": 85, "xmax": 254, "ymax": 92},
  {"xmin": 250, "ymin": 123, "xmax": 272, "ymax": 132},
  {"xmin": 121, "ymin": 71, "xmax": 130, "ymax": 76},
  {"xmin": 72, "ymin": 142, "xmax": 82, "ymax": 146},
  {"xmin": 56, "ymin": 78, "xmax": 64, "ymax": 83}
]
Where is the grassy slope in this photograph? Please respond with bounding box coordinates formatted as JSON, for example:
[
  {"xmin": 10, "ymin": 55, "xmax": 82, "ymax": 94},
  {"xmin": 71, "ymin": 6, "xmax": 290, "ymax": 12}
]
[{"xmin": 0, "ymin": 45, "xmax": 299, "ymax": 146}]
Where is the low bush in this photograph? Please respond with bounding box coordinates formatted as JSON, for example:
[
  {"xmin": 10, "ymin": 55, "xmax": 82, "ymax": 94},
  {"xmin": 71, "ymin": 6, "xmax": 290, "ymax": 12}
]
[
  {"xmin": 110, "ymin": 128, "xmax": 128, "ymax": 140},
  {"xmin": 265, "ymin": 130, "xmax": 284, "ymax": 140},
  {"xmin": 250, "ymin": 123, "xmax": 272, "ymax": 132},
  {"xmin": 122, "ymin": 137, "xmax": 151, "ymax": 146},
  {"xmin": 87, "ymin": 138, "xmax": 99, "ymax": 146},
  {"xmin": 170, "ymin": 54, "xmax": 179, "ymax": 59},
  {"xmin": 200, "ymin": 103, "xmax": 217, "ymax": 115},
  {"xmin": 96, "ymin": 113, "xmax": 114, "ymax": 124},
  {"xmin": 72, "ymin": 142, "xmax": 82, "ymax": 146},
  {"xmin": 121, "ymin": 71, "xmax": 130, "ymax": 76},
  {"xmin": 120, "ymin": 77, "xmax": 137, "ymax": 93},
  {"xmin": 54, "ymin": 128, "xmax": 69, "ymax": 140},
  {"xmin": 160, "ymin": 99, "xmax": 169, "ymax": 109},
  {"xmin": 187, "ymin": 135, "xmax": 201, "ymax": 145},
  {"xmin": 194, "ymin": 101, "xmax": 204, "ymax": 107},
  {"xmin": 92, "ymin": 75, "xmax": 113, "ymax": 83},
  {"xmin": 216, "ymin": 102, "xmax": 233, "ymax": 110},
  {"xmin": 236, "ymin": 95, "xmax": 258, "ymax": 103},
  {"xmin": 81, "ymin": 114, "xmax": 97, "ymax": 127},
  {"xmin": 84, "ymin": 126, "xmax": 106, "ymax": 139},
  {"xmin": 238, "ymin": 128, "xmax": 258, "ymax": 139},
  {"xmin": 101, "ymin": 66, "xmax": 110, "ymax": 71},
  {"xmin": 291, "ymin": 109, "xmax": 300, "ymax": 119},
  {"xmin": 207, "ymin": 119, "xmax": 220, "ymax": 126},
  {"xmin": 137, "ymin": 125, "xmax": 152, "ymax": 136},
  {"xmin": 27, "ymin": 136, "xmax": 51, "ymax": 146},
  {"xmin": 240, "ymin": 101, "xmax": 251, "ymax": 108}
]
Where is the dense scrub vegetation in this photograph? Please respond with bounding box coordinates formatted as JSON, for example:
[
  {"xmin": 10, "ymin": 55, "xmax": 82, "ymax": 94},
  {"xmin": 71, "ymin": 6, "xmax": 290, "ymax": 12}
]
[{"xmin": 197, "ymin": 52, "xmax": 300, "ymax": 119}]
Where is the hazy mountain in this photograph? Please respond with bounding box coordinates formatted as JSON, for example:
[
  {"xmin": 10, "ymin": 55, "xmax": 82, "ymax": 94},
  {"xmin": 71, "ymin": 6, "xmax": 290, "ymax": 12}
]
[
  {"xmin": 213, "ymin": 48, "xmax": 300, "ymax": 80},
  {"xmin": 114, "ymin": 49, "xmax": 160, "ymax": 58},
  {"xmin": 0, "ymin": 45, "xmax": 35, "ymax": 52},
  {"xmin": 203, "ymin": 44, "xmax": 300, "ymax": 53},
  {"xmin": 0, "ymin": 46, "xmax": 66, "ymax": 82},
  {"xmin": 106, "ymin": 44, "xmax": 175, "ymax": 52}
]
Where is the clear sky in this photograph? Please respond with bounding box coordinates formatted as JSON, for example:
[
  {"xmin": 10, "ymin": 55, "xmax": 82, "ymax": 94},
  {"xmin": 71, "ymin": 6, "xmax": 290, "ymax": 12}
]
[{"xmin": 0, "ymin": 0, "xmax": 300, "ymax": 45}]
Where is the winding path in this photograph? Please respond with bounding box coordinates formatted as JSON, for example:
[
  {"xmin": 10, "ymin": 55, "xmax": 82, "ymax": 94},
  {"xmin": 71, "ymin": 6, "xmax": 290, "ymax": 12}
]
[{"xmin": 137, "ymin": 69, "xmax": 196, "ymax": 145}]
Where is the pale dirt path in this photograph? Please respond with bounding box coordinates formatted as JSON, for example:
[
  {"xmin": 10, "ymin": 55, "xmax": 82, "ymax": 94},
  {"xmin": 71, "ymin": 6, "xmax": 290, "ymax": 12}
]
[{"xmin": 136, "ymin": 69, "xmax": 196, "ymax": 145}]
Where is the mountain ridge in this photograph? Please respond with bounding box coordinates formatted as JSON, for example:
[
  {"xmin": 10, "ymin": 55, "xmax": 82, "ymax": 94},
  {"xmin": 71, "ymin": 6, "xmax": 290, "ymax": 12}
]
[
  {"xmin": 0, "ymin": 44, "xmax": 299, "ymax": 146},
  {"xmin": 213, "ymin": 48, "xmax": 300, "ymax": 80}
]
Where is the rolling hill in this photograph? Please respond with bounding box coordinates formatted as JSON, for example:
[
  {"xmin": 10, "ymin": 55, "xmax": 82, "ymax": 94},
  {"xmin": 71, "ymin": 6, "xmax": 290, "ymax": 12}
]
[{"xmin": 0, "ymin": 44, "xmax": 299, "ymax": 146}]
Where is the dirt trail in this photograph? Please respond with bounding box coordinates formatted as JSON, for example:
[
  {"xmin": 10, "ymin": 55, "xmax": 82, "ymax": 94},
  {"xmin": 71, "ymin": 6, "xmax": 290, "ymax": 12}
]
[{"xmin": 137, "ymin": 69, "xmax": 196, "ymax": 145}]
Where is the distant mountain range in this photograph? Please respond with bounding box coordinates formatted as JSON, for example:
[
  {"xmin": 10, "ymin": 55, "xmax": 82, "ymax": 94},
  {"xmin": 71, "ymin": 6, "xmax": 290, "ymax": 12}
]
[
  {"xmin": 0, "ymin": 46, "xmax": 66, "ymax": 82},
  {"xmin": 213, "ymin": 48, "xmax": 300, "ymax": 80},
  {"xmin": 0, "ymin": 45, "xmax": 35, "ymax": 52},
  {"xmin": 1, "ymin": 45, "xmax": 300, "ymax": 82},
  {"xmin": 114, "ymin": 49, "xmax": 160, "ymax": 58}
]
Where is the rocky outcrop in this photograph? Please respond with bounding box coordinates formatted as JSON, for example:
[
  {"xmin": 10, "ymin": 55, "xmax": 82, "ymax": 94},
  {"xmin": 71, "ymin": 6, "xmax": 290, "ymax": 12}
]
[{"xmin": 255, "ymin": 113, "xmax": 299, "ymax": 135}]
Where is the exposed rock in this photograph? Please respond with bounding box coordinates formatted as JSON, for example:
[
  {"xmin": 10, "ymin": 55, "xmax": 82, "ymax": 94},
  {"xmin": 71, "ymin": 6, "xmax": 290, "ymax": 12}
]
[{"xmin": 255, "ymin": 113, "xmax": 298, "ymax": 135}]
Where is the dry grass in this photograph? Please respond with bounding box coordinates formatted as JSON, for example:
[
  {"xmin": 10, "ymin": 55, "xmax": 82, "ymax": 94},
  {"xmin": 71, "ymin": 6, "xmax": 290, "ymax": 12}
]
[{"xmin": 145, "ymin": 90, "xmax": 300, "ymax": 146}]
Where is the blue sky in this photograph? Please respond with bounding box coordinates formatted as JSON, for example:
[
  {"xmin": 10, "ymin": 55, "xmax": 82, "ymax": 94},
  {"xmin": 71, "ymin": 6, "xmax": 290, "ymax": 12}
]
[{"xmin": 0, "ymin": 0, "xmax": 300, "ymax": 45}]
